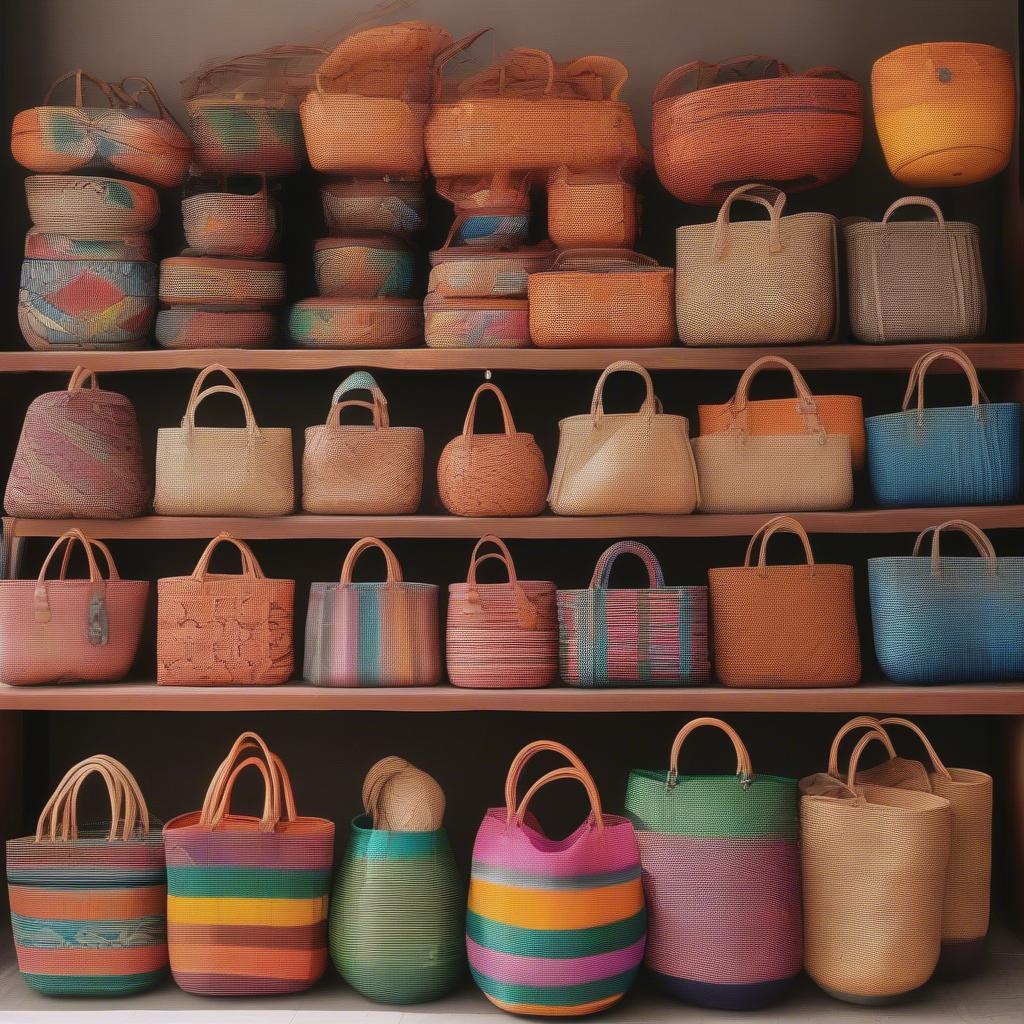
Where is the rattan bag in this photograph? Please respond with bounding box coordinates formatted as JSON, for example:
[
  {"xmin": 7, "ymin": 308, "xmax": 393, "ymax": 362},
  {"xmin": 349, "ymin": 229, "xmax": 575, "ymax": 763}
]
[
  {"xmin": 313, "ymin": 236, "xmax": 414, "ymax": 298},
  {"xmin": 25, "ymin": 174, "xmax": 159, "ymax": 239},
  {"xmin": 322, "ymin": 176, "xmax": 427, "ymax": 237},
  {"xmin": 182, "ymin": 175, "xmax": 281, "ymax": 258},
  {"xmin": 547, "ymin": 163, "xmax": 640, "ymax": 249},
  {"xmin": 424, "ymin": 295, "xmax": 531, "ymax": 349}
]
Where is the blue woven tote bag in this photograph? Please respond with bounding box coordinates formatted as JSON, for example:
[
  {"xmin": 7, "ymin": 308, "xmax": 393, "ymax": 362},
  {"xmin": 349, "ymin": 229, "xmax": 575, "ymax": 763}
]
[
  {"xmin": 869, "ymin": 519, "xmax": 1024, "ymax": 683},
  {"xmin": 865, "ymin": 348, "xmax": 1020, "ymax": 508}
]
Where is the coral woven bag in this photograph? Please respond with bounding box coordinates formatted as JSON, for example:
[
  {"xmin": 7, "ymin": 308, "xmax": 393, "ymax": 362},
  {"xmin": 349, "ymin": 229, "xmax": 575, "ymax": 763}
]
[
  {"xmin": 547, "ymin": 163, "xmax": 640, "ymax": 249},
  {"xmin": 182, "ymin": 175, "xmax": 281, "ymax": 258},
  {"xmin": 25, "ymin": 174, "xmax": 159, "ymax": 239}
]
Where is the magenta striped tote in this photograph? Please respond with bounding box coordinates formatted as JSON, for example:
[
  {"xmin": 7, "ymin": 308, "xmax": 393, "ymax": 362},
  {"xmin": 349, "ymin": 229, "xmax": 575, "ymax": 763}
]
[
  {"xmin": 557, "ymin": 541, "xmax": 710, "ymax": 687},
  {"xmin": 447, "ymin": 535, "xmax": 557, "ymax": 689}
]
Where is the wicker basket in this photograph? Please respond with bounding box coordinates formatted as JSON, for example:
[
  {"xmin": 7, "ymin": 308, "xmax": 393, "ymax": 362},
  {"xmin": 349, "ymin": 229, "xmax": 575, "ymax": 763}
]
[
  {"xmin": 436, "ymin": 172, "xmax": 532, "ymax": 247},
  {"xmin": 159, "ymin": 256, "xmax": 285, "ymax": 308},
  {"xmin": 288, "ymin": 297, "xmax": 422, "ymax": 348},
  {"xmin": 155, "ymin": 308, "xmax": 275, "ymax": 349},
  {"xmin": 322, "ymin": 176, "xmax": 426, "ymax": 237},
  {"xmin": 313, "ymin": 236, "xmax": 415, "ymax": 298},
  {"xmin": 425, "ymin": 295, "xmax": 531, "ymax": 348},
  {"xmin": 25, "ymin": 228, "xmax": 154, "ymax": 262},
  {"xmin": 429, "ymin": 238, "xmax": 553, "ymax": 298},
  {"xmin": 547, "ymin": 164, "xmax": 639, "ymax": 249},
  {"xmin": 25, "ymin": 175, "xmax": 159, "ymax": 239},
  {"xmin": 182, "ymin": 176, "xmax": 281, "ymax": 257}
]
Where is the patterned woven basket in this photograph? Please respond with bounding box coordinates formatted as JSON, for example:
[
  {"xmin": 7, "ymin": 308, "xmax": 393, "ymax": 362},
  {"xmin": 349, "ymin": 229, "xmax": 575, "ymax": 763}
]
[
  {"xmin": 182, "ymin": 176, "xmax": 281, "ymax": 258},
  {"xmin": 468, "ymin": 741, "xmax": 646, "ymax": 1016},
  {"xmin": 303, "ymin": 537, "xmax": 441, "ymax": 688},
  {"xmin": 872, "ymin": 43, "xmax": 1014, "ymax": 187},
  {"xmin": 322, "ymin": 176, "xmax": 426, "ymax": 237},
  {"xmin": 155, "ymin": 308, "xmax": 275, "ymax": 349},
  {"xmin": 7, "ymin": 754, "xmax": 167, "ymax": 996},
  {"xmin": 429, "ymin": 233, "xmax": 553, "ymax": 298},
  {"xmin": 843, "ymin": 197, "xmax": 986, "ymax": 344},
  {"xmin": 12, "ymin": 69, "xmax": 192, "ymax": 187},
  {"xmin": 288, "ymin": 297, "xmax": 422, "ymax": 348},
  {"xmin": 159, "ymin": 256, "xmax": 285, "ymax": 308},
  {"xmin": 709, "ymin": 516, "xmax": 861, "ymax": 688},
  {"xmin": 865, "ymin": 348, "xmax": 1021, "ymax": 508},
  {"xmin": 0, "ymin": 530, "xmax": 148, "ymax": 687},
  {"xmin": 529, "ymin": 249, "xmax": 674, "ymax": 348},
  {"xmin": 164, "ymin": 732, "xmax": 334, "ymax": 994},
  {"xmin": 25, "ymin": 174, "xmax": 159, "ymax": 239},
  {"xmin": 558, "ymin": 541, "xmax": 709, "ymax": 687},
  {"xmin": 547, "ymin": 164, "xmax": 639, "ymax": 249},
  {"xmin": 6, "ymin": 367, "xmax": 150, "ymax": 518},
  {"xmin": 157, "ymin": 534, "xmax": 294, "ymax": 686},
  {"xmin": 869, "ymin": 519, "xmax": 1024, "ymax": 683},
  {"xmin": 448, "ymin": 535, "xmax": 558, "ymax": 689},
  {"xmin": 425, "ymin": 295, "xmax": 531, "ymax": 349},
  {"xmin": 25, "ymin": 229, "xmax": 154, "ymax": 262},
  {"xmin": 625, "ymin": 719, "xmax": 801, "ymax": 1009},
  {"xmin": 302, "ymin": 371, "xmax": 424, "ymax": 515},
  {"xmin": 652, "ymin": 57, "xmax": 863, "ymax": 206},
  {"xmin": 313, "ymin": 236, "xmax": 415, "ymax": 298}
]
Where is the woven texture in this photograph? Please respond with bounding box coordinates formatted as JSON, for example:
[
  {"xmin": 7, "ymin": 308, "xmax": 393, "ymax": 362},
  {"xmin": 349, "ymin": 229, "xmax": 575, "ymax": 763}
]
[
  {"xmin": 6, "ymin": 367, "xmax": 150, "ymax": 518},
  {"xmin": 25, "ymin": 175, "xmax": 159, "ymax": 239},
  {"xmin": 652, "ymin": 57, "xmax": 863, "ymax": 206},
  {"xmin": 302, "ymin": 371, "xmax": 424, "ymax": 514},
  {"xmin": 558, "ymin": 541, "xmax": 709, "ymax": 687},
  {"xmin": 157, "ymin": 534, "xmax": 294, "ymax": 687},
  {"xmin": 313, "ymin": 237, "xmax": 414, "ymax": 298},
  {"xmin": 322, "ymin": 177, "xmax": 426, "ymax": 237},
  {"xmin": 872, "ymin": 43, "xmax": 1014, "ymax": 186},
  {"xmin": 183, "ymin": 185, "xmax": 280, "ymax": 258},
  {"xmin": 25, "ymin": 229, "xmax": 154, "ymax": 262},
  {"xmin": 625, "ymin": 719, "xmax": 800, "ymax": 1009},
  {"xmin": 304, "ymin": 538, "xmax": 441, "ymax": 687},
  {"xmin": 0, "ymin": 530, "xmax": 148, "ymax": 686},
  {"xmin": 448, "ymin": 535, "xmax": 558, "ymax": 689},
  {"xmin": 7, "ymin": 755, "xmax": 167, "ymax": 996},
  {"xmin": 164, "ymin": 733, "xmax": 334, "ymax": 995},
  {"xmin": 425, "ymin": 296, "xmax": 531, "ymax": 348},
  {"xmin": 155, "ymin": 364, "xmax": 294, "ymax": 516},
  {"xmin": 288, "ymin": 297, "xmax": 422, "ymax": 348},
  {"xmin": 548, "ymin": 166, "xmax": 639, "ymax": 249},
  {"xmin": 869, "ymin": 520, "xmax": 1024, "ymax": 683},
  {"xmin": 468, "ymin": 742, "xmax": 646, "ymax": 1016},
  {"xmin": 438, "ymin": 383, "xmax": 549, "ymax": 516},
  {"xmin": 159, "ymin": 256, "xmax": 285, "ymax": 308},
  {"xmin": 528, "ymin": 249, "xmax": 674, "ymax": 348},
  {"xmin": 709, "ymin": 517, "xmax": 861, "ymax": 688},
  {"xmin": 865, "ymin": 348, "xmax": 1021, "ymax": 508},
  {"xmin": 330, "ymin": 816, "xmax": 464, "ymax": 1003},
  {"xmin": 155, "ymin": 308, "xmax": 275, "ymax": 349},
  {"xmin": 549, "ymin": 361, "xmax": 699, "ymax": 515},
  {"xmin": 675, "ymin": 185, "xmax": 838, "ymax": 345},
  {"xmin": 429, "ymin": 243, "xmax": 553, "ymax": 299}
]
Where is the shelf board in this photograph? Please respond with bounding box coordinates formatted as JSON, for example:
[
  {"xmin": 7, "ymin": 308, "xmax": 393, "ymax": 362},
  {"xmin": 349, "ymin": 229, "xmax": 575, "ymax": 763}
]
[{"xmin": 1, "ymin": 342, "xmax": 1023, "ymax": 373}]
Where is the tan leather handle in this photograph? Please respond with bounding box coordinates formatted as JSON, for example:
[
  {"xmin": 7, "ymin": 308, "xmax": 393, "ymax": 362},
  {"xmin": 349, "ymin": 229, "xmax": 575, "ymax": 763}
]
[
  {"xmin": 882, "ymin": 196, "xmax": 945, "ymax": 227},
  {"xmin": 504, "ymin": 740, "xmax": 588, "ymax": 815},
  {"xmin": 877, "ymin": 717, "xmax": 953, "ymax": 781},
  {"xmin": 117, "ymin": 74, "xmax": 186, "ymax": 129},
  {"xmin": 827, "ymin": 717, "xmax": 896, "ymax": 778},
  {"xmin": 431, "ymin": 27, "xmax": 491, "ymax": 100},
  {"xmin": 58, "ymin": 534, "xmax": 118, "ymax": 582},
  {"xmin": 327, "ymin": 398, "xmax": 386, "ymax": 429},
  {"xmin": 714, "ymin": 184, "xmax": 787, "ymax": 259},
  {"xmin": 183, "ymin": 364, "xmax": 261, "ymax": 434},
  {"xmin": 590, "ymin": 360, "xmax": 657, "ymax": 426},
  {"xmin": 846, "ymin": 731, "xmax": 897, "ymax": 788},
  {"xmin": 743, "ymin": 515, "xmax": 816, "ymax": 574},
  {"xmin": 462, "ymin": 382, "xmax": 518, "ymax": 438},
  {"xmin": 340, "ymin": 537, "xmax": 403, "ymax": 584},
  {"xmin": 37, "ymin": 529, "xmax": 104, "ymax": 585},
  {"xmin": 68, "ymin": 367, "xmax": 99, "ymax": 391},
  {"xmin": 563, "ymin": 54, "xmax": 629, "ymax": 100},
  {"xmin": 467, "ymin": 535, "xmax": 518, "ymax": 586},
  {"xmin": 200, "ymin": 733, "xmax": 295, "ymax": 833},
  {"xmin": 668, "ymin": 717, "xmax": 753, "ymax": 787},
  {"xmin": 913, "ymin": 519, "xmax": 998, "ymax": 577},
  {"xmin": 191, "ymin": 532, "xmax": 266, "ymax": 580},
  {"xmin": 511, "ymin": 766, "xmax": 604, "ymax": 833},
  {"xmin": 44, "ymin": 69, "xmax": 120, "ymax": 107},
  {"xmin": 465, "ymin": 535, "xmax": 537, "ymax": 629},
  {"xmin": 901, "ymin": 347, "xmax": 987, "ymax": 412}
]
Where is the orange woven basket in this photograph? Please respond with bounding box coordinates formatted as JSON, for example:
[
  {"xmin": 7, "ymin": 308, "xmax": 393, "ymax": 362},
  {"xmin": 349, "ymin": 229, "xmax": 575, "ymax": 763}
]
[
  {"xmin": 652, "ymin": 56, "xmax": 863, "ymax": 206},
  {"xmin": 547, "ymin": 164, "xmax": 640, "ymax": 249}
]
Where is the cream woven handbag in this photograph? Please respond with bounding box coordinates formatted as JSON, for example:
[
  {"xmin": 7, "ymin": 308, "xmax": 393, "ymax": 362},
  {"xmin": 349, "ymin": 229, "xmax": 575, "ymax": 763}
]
[
  {"xmin": 155, "ymin": 364, "xmax": 294, "ymax": 516},
  {"xmin": 693, "ymin": 356, "xmax": 853, "ymax": 513},
  {"xmin": 675, "ymin": 184, "xmax": 838, "ymax": 346},
  {"xmin": 548, "ymin": 360, "xmax": 700, "ymax": 515}
]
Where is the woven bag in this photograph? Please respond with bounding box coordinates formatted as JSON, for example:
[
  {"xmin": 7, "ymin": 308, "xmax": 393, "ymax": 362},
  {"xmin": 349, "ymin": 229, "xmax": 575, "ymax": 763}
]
[
  {"xmin": 437, "ymin": 383, "xmax": 548, "ymax": 516},
  {"xmin": 624, "ymin": 719, "xmax": 800, "ymax": 1009},
  {"xmin": 182, "ymin": 175, "xmax": 281, "ymax": 258},
  {"xmin": 155, "ymin": 308, "xmax": 275, "ymax": 349},
  {"xmin": 12, "ymin": 69, "xmax": 191, "ymax": 187},
  {"xmin": 865, "ymin": 347, "xmax": 1021, "ymax": 508},
  {"xmin": 322, "ymin": 176, "xmax": 426, "ymax": 237},
  {"xmin": 288, "ymin": 297, "xmax": 422, "ymax": 348},
  {"xmin": 693, "ymin": 356, "xmax": 853, "ymax": 513},
  {"xmin": 843, "ymin": 197, "xmax": 986, "ymax": 343},
  {"xmin": 675, "ymin": 184, "xmax": 838, "ymax": 345},
  {"xmin": 528, "ymin": 249, "xmax": 675, "ymax": 348},
  {"xmin": 25, "ymin": 174, "xmax": 159, "ymax": 239},
  {"xmin": 427, "ymin": 43, "xmax": 643, "ymax": 178},
  {"xmin": 548, "ymin": 361, "xmax": 699, "ymax": 515},
  {"xmin": 709, "ymin": 516, "xmax": 861, "ymax": 688},
  {"xmin": 652, "ymin": 56, "xmax": 863, "ymax": 206},
  {"xmin": 468, "ymin": 740, "xmax": 646, "ymax": 1016},
  {"xmin": 25, "ymin": 228, "xmax": 154, "ymax": 262},
  {"xmin": 159, "ymin": 256, "xmax": 285, "ymax": 308},
  {"xmin": 7, "ymin": 755, "xmax": 167, "ymax": 996},
  {"xmin": 800, "ymin": 728, "xmax": 951, "ymax": 1003},
  {"xmin": 869, "ymin": 519, "xmax": 1024, "ymax": 683},
  {"xmin": 558, "ymin": 541, "xmax": 709, "ymax": 687},
  {"xmin": 447, "ymin": 535, "xmax": 558, "ymax": 689},
  {"xmin": 436, "ymin": 172, "xmax": 532, "ymax": 247},
  {"xmin": 872, "ymin": 43, "xmax": 1015, "ymax": 187},
  {"xmin": 429, "ymin": 226, "xmax": 553, "ymax": 298},
  {"xmin": 164, "ymin": 732, "xmax": 334, "ymax": 995},
  {"xmin": 154, "ymin": 364, "xmax": 295, "ymax": 517},
  {"xmin": 313, "ymin": 236, "xmax": 414, "ymax": 298},
  {"xmin": 302, "ymin": 371, "xmax": 424, "ymax": 514},
  {"xmin": 303, "ymin": 537, "xmax": 441, "ymax": 687},
  {"xmin": 425, "ymin": 295, "xmax": 531, "ymax": 349},
  {"xmin": 6, "ymin": 367, "xmax": 150, "ymax": 518},
  {"xmin": 547, "ymin": 164, "xmax": 639, "ymax": 250},
  {"xmin": 0, "ymin": 530, "xmax": 148, "ymax": 687}
]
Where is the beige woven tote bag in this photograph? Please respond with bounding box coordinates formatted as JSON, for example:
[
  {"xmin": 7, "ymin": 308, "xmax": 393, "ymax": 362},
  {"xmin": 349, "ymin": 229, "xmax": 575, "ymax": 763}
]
[
  {"xmin": 675, "ymin": 183, "xmax": 838, "ymax": 345},
  {"xmin": 800, "ymin": 728, "xmax": 951, "ymax": 1004},
  {"xmin": 155, "ymin": 363, "xmax": 294, "ymax": 516},
  {"xmin": 548, "ymin": 360, "xmax": 700, "ymax": 515},
  {"xmin": 693, "ymin": 356, "xmax": 853, "ymax": 513}
]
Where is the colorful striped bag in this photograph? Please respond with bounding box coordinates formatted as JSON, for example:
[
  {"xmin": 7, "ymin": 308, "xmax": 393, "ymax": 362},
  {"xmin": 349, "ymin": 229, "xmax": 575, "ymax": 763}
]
[
  {"xmin": 6, "ymin": 754, "xmax": 167, "ymax": 996},
  {"xmin": 164, "ymin": 732, "xmax": 334, "ymax": 996},
  {"xmin": 624, "ymin": 718, "xmax": 802, "ymax": 1009},
  {"xmin": 557, "ymin": 541, "xmax": 710, "ymax": 687},
  {"xmin": 468, "ymin": 740, "xmax": 646, "ymax": 1016}
]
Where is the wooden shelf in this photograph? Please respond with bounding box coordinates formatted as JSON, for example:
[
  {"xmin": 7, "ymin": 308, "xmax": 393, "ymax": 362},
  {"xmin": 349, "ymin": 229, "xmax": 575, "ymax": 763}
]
[
  {"xmin": 1, "ymin": 342, "xmax": 1023, "ymax": 373},
  {"xmin": 2, "ymin": 681, "xmax": 1022, "ymax": 713}
]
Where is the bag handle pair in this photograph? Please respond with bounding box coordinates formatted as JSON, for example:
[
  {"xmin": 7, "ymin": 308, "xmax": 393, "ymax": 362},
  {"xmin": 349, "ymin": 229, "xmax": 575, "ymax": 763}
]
[
  {"xmin": 713, "ymin": 184, "xmax": 788, "ymax": 258},
  {"xmin": 185, "ymin": 43, "xmax": 328, "ymax": 100},
  {"xmin": 502, "ymin": 740, "xmax": 604, "ymax": 833},
  {"xmin": 460, "ymin": 382, "xmax": 521, "ymax": 439},
  {"xmin": 67, "ymin": 367, "xmax": 100, "ymax": 392},
  {"xmin": 324, "ymin": 370, "xmax": 390, "ymax": 429},
  {"xmin": 190, "ymin": 532, "xmax": 267, "ymax": 580},
  {"xmin": 913, "ymin": 519, "xmax": 998, "ymax": 577},
  {"xmin": 464, "ymin": 535, "xmax": 538, "ymax": 630},
  {"xmin": 829, "ymin": 716, "xmax": 953, "ymax": 784},
  {"xmin": 589, "ymin": 360, "xmax": 659, "ymax": 426},
  {"xmin": 588, "ymin": 541, "xmax": 666, "ymax": 589},
  {"xmin": 653, "ymin": 56, "xmax": 789, "ymax": 103},
  {"xmin": 743, "ymin": 516, "xmax": 816, "ymax": 575},
  {"xmin": 725, "ymin": 355, "xmax": 826, "ymax": 441},
  {"xmin": 182, "ymin": 363, "xmax": 261, "ymax": 437},
  {"xmin": 339, "ymin": 536, "xmax": 404, "ymax": 585},
  {"xmin": 44, "ymin": 69, "xmax": 122, "ymax": 108},
  {"xmin": 665, "ymin": 717, "xmax": 754, "ymax": 791},
  {"xmin": 901, "ymin": 347, "xmax": 989, "ymax": 415}
]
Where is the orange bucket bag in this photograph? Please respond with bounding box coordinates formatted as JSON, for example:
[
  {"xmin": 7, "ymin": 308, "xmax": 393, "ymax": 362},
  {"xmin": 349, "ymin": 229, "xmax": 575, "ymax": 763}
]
[{"xmin": 708, "ymin": 516, "xmax": 861, "ymax": 688}]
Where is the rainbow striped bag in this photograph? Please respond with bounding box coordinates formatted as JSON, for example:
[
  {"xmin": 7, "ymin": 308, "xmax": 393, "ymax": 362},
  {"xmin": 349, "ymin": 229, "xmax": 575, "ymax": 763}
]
[
  {"xmin": 6, "ymin": 755, "xmax": 167, "ymax": 996},
  {"xmin": 468, "ymin": 741, "xmax": 646, "ymax": 1017},
  {"xmin": 557, "ymin": 541, "xmax": 710, "ymax": 687},
  {"xmin": 164, "ymin": 732, "xmax": 334, "ymax": 996}
]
